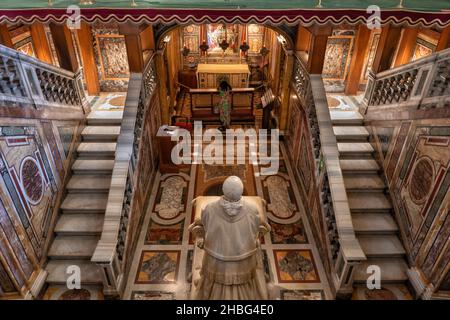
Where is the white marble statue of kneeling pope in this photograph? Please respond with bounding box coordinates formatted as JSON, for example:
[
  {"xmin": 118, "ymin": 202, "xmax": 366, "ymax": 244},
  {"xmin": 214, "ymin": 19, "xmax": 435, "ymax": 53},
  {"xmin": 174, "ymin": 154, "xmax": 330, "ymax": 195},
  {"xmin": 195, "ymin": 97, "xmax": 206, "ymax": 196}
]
[{"xmin": 188, "ymin": 176, "xmax": 270, "ymax": 300}]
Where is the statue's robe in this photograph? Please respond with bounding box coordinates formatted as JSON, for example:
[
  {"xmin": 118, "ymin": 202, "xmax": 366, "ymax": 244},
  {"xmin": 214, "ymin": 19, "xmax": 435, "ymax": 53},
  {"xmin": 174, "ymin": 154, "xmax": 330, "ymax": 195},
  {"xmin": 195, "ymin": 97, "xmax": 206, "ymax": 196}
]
[{"xmin": 190, "ymin": 199, "xmax": 269, "ymax": 300}]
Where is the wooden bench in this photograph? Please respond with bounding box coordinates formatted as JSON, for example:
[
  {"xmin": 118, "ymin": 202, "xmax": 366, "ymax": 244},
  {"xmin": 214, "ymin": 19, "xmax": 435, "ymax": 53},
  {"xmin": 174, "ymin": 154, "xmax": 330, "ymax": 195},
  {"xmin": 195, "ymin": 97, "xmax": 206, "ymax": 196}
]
[{"xmin": 189, "ymin": 88, "xmax": 255, "ymax": 123}]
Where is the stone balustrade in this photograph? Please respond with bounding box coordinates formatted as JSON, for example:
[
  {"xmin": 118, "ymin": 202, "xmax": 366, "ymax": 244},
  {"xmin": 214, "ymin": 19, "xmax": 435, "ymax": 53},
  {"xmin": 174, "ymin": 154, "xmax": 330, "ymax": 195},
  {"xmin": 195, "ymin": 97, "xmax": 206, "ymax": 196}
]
[
  {"xmin": 363, "ymin": 48, "xmax": 450, "ymax": 113},
  {"xmin": 0, "ymin": 44, "xmax": 86, "ymax": 111}
]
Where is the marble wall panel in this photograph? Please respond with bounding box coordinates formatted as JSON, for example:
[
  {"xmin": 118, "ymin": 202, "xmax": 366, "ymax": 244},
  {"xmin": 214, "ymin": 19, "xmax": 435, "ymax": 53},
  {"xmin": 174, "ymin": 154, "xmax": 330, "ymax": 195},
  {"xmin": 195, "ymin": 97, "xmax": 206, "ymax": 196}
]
[
  {"xmin": 372, "ymin": 120, "xmax": 450, "ymax": 297},
  {"xmin": 322, "ymin": 36, "xmax": 354, "ymax": 80},
  {"xmin": 91, "ymin": 22, "xmax": 129, "ymax": 92},
  {"xmin": 0, "ymin": 118, "xmax": 79, "ymax": 298}
]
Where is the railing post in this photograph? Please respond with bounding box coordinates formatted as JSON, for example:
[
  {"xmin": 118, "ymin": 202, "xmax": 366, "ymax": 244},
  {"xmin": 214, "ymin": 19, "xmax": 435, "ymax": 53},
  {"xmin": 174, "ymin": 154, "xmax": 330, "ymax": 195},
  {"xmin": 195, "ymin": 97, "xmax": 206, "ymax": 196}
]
[
  {"xmin": 333, "ymin": 245, "xmax": 363, "ymax": 299},
  {"xmin": 363, "ymin": 48, "xmax": 450, "ymax": 114},
  {"xmin": 15, "ymin": 54, "xmax": 41, "ymax": 107},
  {"xmin": 74, "ymin": 68, "xmax": 88, "ymax": 114},
  {"xmin": 361, "ymin": 70, "xmax": 376, "ymax": 114},
  {"xmin": 96, "ymin": 250, "xmax": 124, "ymax": 298}
]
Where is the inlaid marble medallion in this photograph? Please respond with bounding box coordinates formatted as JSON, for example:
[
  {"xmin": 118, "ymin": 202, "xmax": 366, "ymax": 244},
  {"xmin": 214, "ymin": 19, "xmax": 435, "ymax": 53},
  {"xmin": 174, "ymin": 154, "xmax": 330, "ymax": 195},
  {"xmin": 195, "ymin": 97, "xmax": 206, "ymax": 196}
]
[
  {"xmin": 135, "ymin": 250, "xmax": 180, "ymax": 284},
  {"xmin": 263, "ymin": 175, "xmax": 296, "ymax": 219},
  {"xmin": 274, "ymin": 250, "xmax": 320, "ymax": 283},
  {"xmin": 154, "ymin": 176, "xmax": 187, "ymax": 220}
]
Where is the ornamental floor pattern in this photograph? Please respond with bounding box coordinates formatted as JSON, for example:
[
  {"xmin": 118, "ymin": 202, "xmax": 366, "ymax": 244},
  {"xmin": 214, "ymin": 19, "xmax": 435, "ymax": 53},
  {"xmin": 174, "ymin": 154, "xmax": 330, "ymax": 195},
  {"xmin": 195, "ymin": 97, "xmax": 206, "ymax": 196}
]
[{"xmin": 123, "ymin": 143, "xmax": 332, "ymax": 300}]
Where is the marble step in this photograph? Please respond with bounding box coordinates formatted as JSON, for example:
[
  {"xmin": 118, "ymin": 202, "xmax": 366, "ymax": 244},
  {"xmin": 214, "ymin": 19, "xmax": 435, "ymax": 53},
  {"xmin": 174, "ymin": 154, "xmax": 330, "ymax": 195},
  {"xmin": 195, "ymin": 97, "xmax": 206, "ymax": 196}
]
[
  {"xmin": 60, "ymin": 193, "xmax": 108, "ymax": 214},
  {"xmin": 353, "ymin": 258, "xmax": 409, "ymax": 283},
  {"xmin": 352, "ymin": 213, "xmax": 399, "ymax": 234},
  {"xmin": 330, "ymin": 111, "xmax": 364, "ymax": 125},
  {"xmin": 81, "ymin": 126, "xmax": 120, "ymax": 141},
  {"xmin": 87, "ymin": 110, "xmax": 123, "ymax": 125},
  {"xmin": 343, "ymin": 174, "xmax": 386, "ymax": 191},
  {"xmin": 54, "ymin": 214, "xmax": 104, "ymax": 236},
  {"xmin": 338, "ymin": 142, "xmax": 374, "ymax": 156},
  {"xmin": 77, "ymin": 142, "xmax": 116, "ymax": 158},
  {"xmin": 46, "ymin": 260, "xmax": 103, "ymax": 285},
  {"xmin": 348, "ymin": 192, "xmax": 393, "ymax": 213},
  {"xmin": 72, "ymin": 159, "xmax": 114, "ymax": 175},
  {"xmin": 358, "ymin": 235, "xmax": 406, "ymax": 257},
  {"xmin": 66, "ymin": 175, "xmax": 111, "ymax": 193},
  {"xmin": 340, "ymin": 159, "xmax": 380, "ymax": 174},
  {"xmin": 48, "ymin": 236, "xmax": 99, "ymax": 260},
  {"xmin": 333, "ymin": 126, "xmax": 369, "ymax": 141}
]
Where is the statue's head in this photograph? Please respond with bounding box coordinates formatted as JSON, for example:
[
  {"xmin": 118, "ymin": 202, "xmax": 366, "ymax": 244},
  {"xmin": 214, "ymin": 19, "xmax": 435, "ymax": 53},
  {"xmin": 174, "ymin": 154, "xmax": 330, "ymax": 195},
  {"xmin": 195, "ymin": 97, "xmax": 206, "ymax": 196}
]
[{"xmin": 222, "ymin": 176, "xmax": 244, "ymax": 202}]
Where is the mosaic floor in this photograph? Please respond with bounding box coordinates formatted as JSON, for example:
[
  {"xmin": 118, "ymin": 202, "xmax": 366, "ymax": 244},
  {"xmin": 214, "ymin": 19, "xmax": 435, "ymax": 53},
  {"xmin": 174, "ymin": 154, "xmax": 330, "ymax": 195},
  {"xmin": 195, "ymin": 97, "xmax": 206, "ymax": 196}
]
[
  {"xmin": 89, "ymin": 92, "xmax": 127, "ymax": 111},
  {"xmin": 352, "ymin": 285, "xmax": 413, "ymax": 300},
  {"xmin": 43, "ymin": 285, "xmax": 104, "ymax": 300},
  {"xmin": 124, "ymin": 143, "xmax": 332, "ymax": 300},
  {"xmin": 326, "ymin": 94, "xmax": 359, "ymax": 111}
]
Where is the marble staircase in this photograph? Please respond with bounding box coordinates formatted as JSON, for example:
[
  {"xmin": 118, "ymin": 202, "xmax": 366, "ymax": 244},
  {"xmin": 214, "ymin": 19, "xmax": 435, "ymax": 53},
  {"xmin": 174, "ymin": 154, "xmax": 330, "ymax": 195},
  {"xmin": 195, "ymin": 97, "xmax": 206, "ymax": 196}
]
[
  {"xmin": 45, "ymin": 110, "xmax": 123, "ymax": 290},
  {"xmin": 330, "ymin": 110, "xmax": 409, "ymax": 287}
]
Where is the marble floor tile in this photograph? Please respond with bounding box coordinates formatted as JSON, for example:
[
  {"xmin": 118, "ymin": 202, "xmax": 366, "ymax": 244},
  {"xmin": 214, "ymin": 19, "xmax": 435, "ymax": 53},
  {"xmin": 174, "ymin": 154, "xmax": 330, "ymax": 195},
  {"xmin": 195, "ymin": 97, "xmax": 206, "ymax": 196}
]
[
  {"xmin": 273, "ymin": 249, "xmax": 320, "ymax": 283},
  {"xmin": 135, "ymin": 250, "xmax": 181, "ymax": 284},
  {"xmin": 131, "ymin": 291, "xmax": 175, "ymax": 300},
  {"xmin": 43, "ymin": 285, "xmax": 104, "ymax": 300},
  {"xmin": 269, "ymin": 219, "xmax": 308, "ymax": 244},
  {"xmin": 280, "ymin": 289, "xmax": 325, "ymax": 300},
  {"xmin": 145, "ymin": 220, "xmax": 184, "ymax": 245}
]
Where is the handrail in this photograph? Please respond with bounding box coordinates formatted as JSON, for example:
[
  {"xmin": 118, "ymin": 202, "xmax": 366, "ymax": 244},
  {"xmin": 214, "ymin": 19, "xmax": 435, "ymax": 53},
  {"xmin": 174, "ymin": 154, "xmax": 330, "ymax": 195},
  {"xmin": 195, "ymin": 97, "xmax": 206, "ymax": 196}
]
[
  {"xmin": 362, "ymin": 48, "xmax": 450, "ymax": 113},
  {"xmin": 292, "ymin": 55, "xmax": 366, "ymax": 296},
  {"xmin": 0, "ymin": 44, "xmax": 86, "ymax": 111},
  {"xmin": 91, "ymin": 54, "xmax": 157, "ymax": 297}
]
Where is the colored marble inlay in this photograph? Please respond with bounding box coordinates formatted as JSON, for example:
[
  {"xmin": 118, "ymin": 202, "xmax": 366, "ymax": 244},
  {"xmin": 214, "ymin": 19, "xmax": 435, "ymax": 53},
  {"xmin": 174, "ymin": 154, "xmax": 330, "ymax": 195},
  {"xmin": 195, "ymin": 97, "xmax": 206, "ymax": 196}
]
[
  {"xmin": 323, "ymin": 36, "xmax": 353, "ymax": 80},
  {"xmin": 386, "ymin": 122, "xmax": 410, "ymax": 181},
  {"xmin": 131, "ymin": 291, "xmax": 175, "ymax": 300},
  {"xmin": 57, "ymin": 125, "xmax": 76, "ymax": 158},
  {"xmin": 154, "ymin": 176, "xmax": 187, "ymax": 220},
  {"xmin": 269, "ymin": 219, "xmax": 308, "ymax": 244},
  {"xmin": 20, "ymin": 158, "xmax": 43, "ymax": 205},
  {"xmin": 96, "ymin": 35, "xmax": 130, "ymax": 80},
  {"xmin": 274, "ymin": 249, "xmax": 320, "ymax": 283},
  {"xmin": 263, "ymin": 175, "xmax": 297, "ymax": 219},
  {"xmin": 135, "ymin": 251, "xmax": 180, "ymax": 284},
  {"xmin": 43, "ymin": 285, "xmax": 104, "ymax": 300},
  {"xmin": 352, "ymin": 285, "xmax": 413, "ymax": 300},
  {"xmin": 280, "ymin": 289, "xmax": 324, "ymax": 300},
  {"xmin": 145, "ymin": 220, "xmax": 184, "ymax": 245}
]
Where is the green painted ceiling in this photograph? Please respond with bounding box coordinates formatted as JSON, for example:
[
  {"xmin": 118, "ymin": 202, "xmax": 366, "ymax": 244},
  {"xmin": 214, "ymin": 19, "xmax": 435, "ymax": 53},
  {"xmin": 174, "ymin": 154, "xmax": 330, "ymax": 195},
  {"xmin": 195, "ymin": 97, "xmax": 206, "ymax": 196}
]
[{"xmin": 0, "ymin": 0, "xmax": 448, "ymax": 11}]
